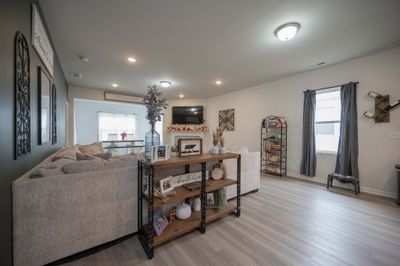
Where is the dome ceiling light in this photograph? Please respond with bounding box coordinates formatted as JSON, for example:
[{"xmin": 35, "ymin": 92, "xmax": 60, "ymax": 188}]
[
  {"xmin": 274, "ymin": 22, "xmax": 301, "ymax": 41},
  {"xmin": 160, "ymin": 81, "xmax": 172, "ymax": 88}
]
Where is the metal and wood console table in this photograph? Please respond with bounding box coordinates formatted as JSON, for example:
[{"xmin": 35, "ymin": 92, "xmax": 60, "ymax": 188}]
[{"xmin": 137, "ymin": 153, "xmax": 241, "ymax": 259}]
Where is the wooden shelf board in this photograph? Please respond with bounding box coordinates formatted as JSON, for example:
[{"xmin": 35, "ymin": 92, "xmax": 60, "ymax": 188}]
[
  {"xmin": 154, "ymin": 178, "xmax": 236, "ymax": 208},
  {"xmin": 140, "ymin": 153, "xmax": 240, "ymax": 169},
  {"xmin": 153, "ymin": 203, "xmax": 236, "ymax": 246}
]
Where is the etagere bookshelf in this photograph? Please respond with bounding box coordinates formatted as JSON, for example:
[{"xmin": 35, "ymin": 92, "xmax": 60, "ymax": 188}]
[{"xmin": 261, "ymin": 116, "xmax": 287, "ymax": 176}]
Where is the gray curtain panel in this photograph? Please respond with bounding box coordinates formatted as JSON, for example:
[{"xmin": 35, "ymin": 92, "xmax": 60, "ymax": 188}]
[
  {"xmin": 335, "ymin": 82, "xmax": 359, "ymax": 178},
  {"xmin": 300, "ymin": 90, "xmax": 316, "ymax": 176}
]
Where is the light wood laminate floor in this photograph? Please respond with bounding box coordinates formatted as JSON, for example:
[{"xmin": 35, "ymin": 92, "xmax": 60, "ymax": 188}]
[{"xmin": 60, "ymin": 175, "xmax": 400, "ymax": 266}]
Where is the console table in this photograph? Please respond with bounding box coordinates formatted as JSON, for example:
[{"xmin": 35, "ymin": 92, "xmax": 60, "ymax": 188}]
[{"xmin": 137, "ymin": 153, "xmax": 241, "ymax": 259}]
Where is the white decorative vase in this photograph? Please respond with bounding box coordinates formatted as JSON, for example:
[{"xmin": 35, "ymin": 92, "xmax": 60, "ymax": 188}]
[
  {"xmin": 193, "ymin": 197, "xmax": 201, "ymax": 212},
  {"xmin": 176, "ymin": 202, "xmax": 191, "ymax": 220},
  {"xmin": 219, "ymin": 147, "xmax": 227, "ymax": 154},
  {"xmin": 211, "ymin": 145, "xmax": 219, "ymax": 154}
]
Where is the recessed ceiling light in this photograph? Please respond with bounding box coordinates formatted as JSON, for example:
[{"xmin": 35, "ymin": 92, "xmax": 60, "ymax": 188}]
[
  {"xmin": 79, "ymin": 56, "xmax": 89, "ymax": 62},
  {"xmin": 160, "ymin": 81, "xmax": 172, "ymax": 88},
  {"xmin": 274, "ymin": 22, "xmax": 300, "ymax": 41},
  {"xmin": 215, "ymin": 80, "xmax": 222, "ymax": 85},
  {"xmin": 179, "ymin": 94, "xmax": 184, "ymax": 98},
  {"xmin": 127, "ymin": 57, "xmax": 136, "ymax": 63},
  {"xmin": 112, "ymin": 83, "xmax": 118, "ymax": 87}
]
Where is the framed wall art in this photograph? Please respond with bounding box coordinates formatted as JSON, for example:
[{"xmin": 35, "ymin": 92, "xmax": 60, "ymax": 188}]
[
  {"xmin": 14, "ymin": 31, "xmax": 31, "ymax": 159},
  {"xmin": 38, "ymin": 67, "xmax": 51, "ymax": 145},
  {"xmin": 219, "ymin": 108, "xmax": 235, "ymax": 131},
  {"xmin": 51, "ymin": 84, "xmax": 57, "ymax": 144},
  {"xmin": 178, "ymin": 138, "xmax": 202, "ymax": 157},
  {"xmin": 32, "ymin": 4, "xmax": 54, "ymax": 77}
]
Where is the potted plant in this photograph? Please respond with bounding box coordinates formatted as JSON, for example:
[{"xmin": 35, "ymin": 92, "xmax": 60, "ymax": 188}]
[{"xmin": 143, "ymin": 86, "xmax": 168, "ymax": 159}]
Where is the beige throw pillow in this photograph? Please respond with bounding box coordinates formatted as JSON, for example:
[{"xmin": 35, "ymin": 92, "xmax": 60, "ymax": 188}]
[
  {"xmin": 79, "ymin": 142, "xmax": 104, "ymax": 154},
  {"xmin": 62, "ymin": 158, "xmax": 105, "ymax": 174},
  {"xmin": 52, "ymin": 145, "xmax": 81, "ymax": 161},
  {"xmin": 76, "ymin": 152, "xmax": 112, "ymax": 161}
]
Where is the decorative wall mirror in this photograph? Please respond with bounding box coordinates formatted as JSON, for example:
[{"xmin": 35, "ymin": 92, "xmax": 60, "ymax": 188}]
[{"xmin": 38, "ymin": 67, "xmax": 51, "ymax": 144}]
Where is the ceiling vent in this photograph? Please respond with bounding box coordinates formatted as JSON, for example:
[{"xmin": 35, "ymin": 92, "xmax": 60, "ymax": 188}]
[{"xmin": 71, "ymin": 72, "xmax": 82, "ymax": 79}]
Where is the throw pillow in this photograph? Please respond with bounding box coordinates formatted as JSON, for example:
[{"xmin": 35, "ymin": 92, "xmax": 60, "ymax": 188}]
[
  {"xmin": 52, "ymin": 145, "xmax": 81, "ymax": 161},
  {"xmin": 78, "ymin": 142, "xmax": 104, "ymax": 155},
  {"xmin": 30, "ymin": 159, "xmax": 74, "ymax": 178},
  {"xmin": 62, "ymin": 158, "xmax": 105, "ymax": 174},
  {"xmin": 76, "ymin": 151, "xmax": 112, "ymax": 161}
]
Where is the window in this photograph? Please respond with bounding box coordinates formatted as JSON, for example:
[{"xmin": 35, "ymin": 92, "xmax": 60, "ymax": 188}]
[
  {"xmin": 98, "ymin": 112, "xmax": 136, "ymax": 141},
  {"xmin": 315, "ymin": 87, "xmax": 341, "ymax": 153}
]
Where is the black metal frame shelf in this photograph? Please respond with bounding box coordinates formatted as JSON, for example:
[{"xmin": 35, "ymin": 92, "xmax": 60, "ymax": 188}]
[
  {"xmin": 137, "ymin": 153, "xmax": 241, "ymax": 259},
  {"xmin": 261, "ymin": 116, "xmax": 287, "ymax": 176}
]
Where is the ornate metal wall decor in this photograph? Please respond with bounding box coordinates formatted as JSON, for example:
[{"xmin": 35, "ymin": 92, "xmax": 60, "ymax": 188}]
[
  {"xmin": 219, "ymin": 108, "xmax": 235, "ymax": 131},
  {"xmin": 14, "ymin": 31, "xmax": 31, "ymax": 159},
  {"xmin": 51, "ymin": 84, "xmax": 57, "ymax": 144}
]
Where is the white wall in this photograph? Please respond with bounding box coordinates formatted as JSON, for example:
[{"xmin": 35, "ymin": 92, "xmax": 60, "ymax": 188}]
[
  {"xmin": 207, "ymin": 47, "xmax": 400, "ymax": 198},
  {"xmin": 74, "ymin": 99, "xmax": 149, "ymax": 144}
]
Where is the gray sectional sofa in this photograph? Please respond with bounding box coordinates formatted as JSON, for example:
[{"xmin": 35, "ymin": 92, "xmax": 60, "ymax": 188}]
[
  {"xmin": 12, "ymin": 145, "xmax": 138, "ymax": 266},
  {"xmin": 12, "ymin": 144, "xmax": 259, "ymax": 266}
]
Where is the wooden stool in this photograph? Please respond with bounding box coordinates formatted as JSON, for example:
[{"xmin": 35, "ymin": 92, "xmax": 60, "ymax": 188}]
[{"xmin": 327, "ymin": 173, "xmax": 359, "ymax": 195}]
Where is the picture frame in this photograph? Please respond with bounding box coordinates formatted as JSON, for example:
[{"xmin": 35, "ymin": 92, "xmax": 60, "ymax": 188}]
[
  {"xmin": 38, "ymin": 67, "xmax": 51, "ymax": 145},
  {"xmin": 159, "ymin": 176, "xmax": 174, "ymax": 195},
  {"xmin": 151, "ymin": 145, "xmax": 170, "ymax": 162},
  {"xmin": 178, "ymin": 138, "xmax": 203, "ymax": 157},
  {"xmin": 153, "ymin": 209, "xmax": 168, "ymax": 236},
  {"xmin": 206, "ymin": 193, "xmax": 215, "ymax": 206},
  {"xmin": 32, "ymin": 4, "xmax": 54, "ymax": 77}
]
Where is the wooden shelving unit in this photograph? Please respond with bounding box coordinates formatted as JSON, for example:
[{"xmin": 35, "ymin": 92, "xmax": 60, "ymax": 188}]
[
  {"xmin": 138, "ymin": 153, "xmax": 241, "ymax": 259},
  {"xmin": 261, "ymin": 116, "xmax": 287, "ymax": 176}
]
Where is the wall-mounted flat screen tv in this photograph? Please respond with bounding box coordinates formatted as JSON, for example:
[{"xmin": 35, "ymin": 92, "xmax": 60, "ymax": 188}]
[{"xmin": 172, "ymin": 106, "xmax": 204, "ymax": 124}]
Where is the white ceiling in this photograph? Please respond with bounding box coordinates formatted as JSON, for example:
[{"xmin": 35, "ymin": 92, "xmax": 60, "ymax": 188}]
[{"xmin": 39, "ymin": 0, "xmax": 400, "ymax": 99}]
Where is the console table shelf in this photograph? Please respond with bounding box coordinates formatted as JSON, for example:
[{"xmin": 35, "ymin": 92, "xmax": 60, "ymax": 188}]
[{"xmin": 137, "ymin": 153, "xmax": 241, "ymax": 259}]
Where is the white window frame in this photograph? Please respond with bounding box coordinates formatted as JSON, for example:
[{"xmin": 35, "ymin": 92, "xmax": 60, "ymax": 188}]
[
  {"xmin": 97, "ymin": 112, "xmax": 137, "ymax": 141},
  {"xmin": 315, "ymin": 87, "xmax": 341, "ymax": 154}
]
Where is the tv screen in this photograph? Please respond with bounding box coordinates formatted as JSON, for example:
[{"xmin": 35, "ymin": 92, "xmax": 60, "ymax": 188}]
[{"xmin": 172, "ymin": 106, "xmax": 204, "ymax": 124}]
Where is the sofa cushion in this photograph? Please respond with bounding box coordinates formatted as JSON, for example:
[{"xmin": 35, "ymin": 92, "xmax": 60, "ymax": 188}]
[
  {"xmin": 62, "ymin": 158, "xmax": 105, "ymax": 174},
  {"xmin": 79, "ymin": 142, "xmax": 104, "ymax": 155},
  {"xmin": 76, "ymin": 152, "xmax": 112, "ymax": 161},
  {"xmin": 30, "ymin": 159, "xmax": 74, "ymax": 178},
  {"xmin": 52, "ymin": 145, "xmax": 81, "ymax": 161}
]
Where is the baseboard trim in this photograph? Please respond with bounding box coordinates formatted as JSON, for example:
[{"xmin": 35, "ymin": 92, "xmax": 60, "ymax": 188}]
[{"xmin": 287, "ymin": 171, "xmax": 396, "ymax": 199}]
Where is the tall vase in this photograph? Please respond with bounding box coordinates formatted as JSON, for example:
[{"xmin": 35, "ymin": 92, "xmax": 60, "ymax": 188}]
[{"xmin": 145, "ymin": 124, "xmax": 160, "ymax": 160}]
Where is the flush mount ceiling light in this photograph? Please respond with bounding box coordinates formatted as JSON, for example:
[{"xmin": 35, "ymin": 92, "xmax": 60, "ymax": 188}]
[
  {"xmin": 160, "ymin": 81, "xmax": 171, "ymax": 88},
  {"xmin": 127, "ymin": 57, "xmax": 136, "ymax": 63},
  {"xmin": 274, "ymin": 22, "xmax": 300, "ymax": 41},
  {"xmin": 179, "ymin": 94, "xmax": 184, "ymax": 98},
  {"xmin": 215, "ymin": 80, "xmax": 222, "ymax": 85},
  {"xmin": 112, "ymin": 83, "xmax": 118, "ymax": 87}
]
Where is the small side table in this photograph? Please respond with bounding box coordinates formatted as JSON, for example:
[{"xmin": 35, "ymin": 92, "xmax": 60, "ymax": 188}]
[
  {"xmin": 327, "ymin": 173, "xmax": 359, "ymax": 195},
  {"xmin": 396, "ymin": 164, "xmax": 400, "ymax": 205}
]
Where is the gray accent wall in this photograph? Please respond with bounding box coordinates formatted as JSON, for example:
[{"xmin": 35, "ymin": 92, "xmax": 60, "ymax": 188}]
[{"xmin": 0, "ymin": 0, "xmax": 67, "ymax": 265}]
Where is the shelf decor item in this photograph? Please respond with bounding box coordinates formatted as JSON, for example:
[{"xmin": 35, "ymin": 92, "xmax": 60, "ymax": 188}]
[
  {"xmin": 211, "ymin": 128, "xmax": 227, "ymax": 154},
  {"xmin": 151, "ymin": 145, "xmax": 170, "ymax": 163},
  {"xmin": 159, "ymin": 176, "xmax": 174, "ymax": 195},
  {"xmin": 261, "ymin": 116, "xmax": 287, "ymax": 176},
  {"xmin": 178, "ymin": 138, "xmax": 202, "ymax": 157},
  {"xmin": 176, "ymin": 202, "xmax": 191, "ymax": 220},
  {"xmin": 143, "ymin": 86, "xmax": 168, "ymax": 159},
  {"xmin": 153, "ymin": 209, "xmax": 168, "ymax": 236},
  {"xmin": 14, "ymin": 31, "xmax": 31, "ymax": 159},
  {"xmin": 211, "ymin": 163, "xmax": 227, "ymax": 180}
]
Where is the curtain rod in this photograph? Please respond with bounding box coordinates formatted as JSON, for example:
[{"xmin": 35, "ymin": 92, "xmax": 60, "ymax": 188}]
[{"xmin": 313, "ymin": 81, "xmax": 359, "ymax": 92}]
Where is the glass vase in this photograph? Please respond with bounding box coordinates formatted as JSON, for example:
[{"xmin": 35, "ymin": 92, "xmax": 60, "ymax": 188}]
[{"xmin": 145, "ymin": 128, "xmax": 160, "ymax": 160}]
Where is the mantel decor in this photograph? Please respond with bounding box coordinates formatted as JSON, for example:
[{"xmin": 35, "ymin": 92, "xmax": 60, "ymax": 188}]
[
  {"xmin": 167, "ymin": 125, "xmax": 208, "ymax": 132},
  {"xmin": 143, "ymin": 86, "xmax": 168, "ymax": 159},
  {"xmin": 14, "ymin": 31, "xmax": 31, "ymax": 159},
  {"xmin": 51, "ymin": 84, "xmax": 57, "ymax": 144}
]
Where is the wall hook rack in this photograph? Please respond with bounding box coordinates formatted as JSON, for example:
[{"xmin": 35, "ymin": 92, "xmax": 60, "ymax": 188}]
[{"xmin": 363, "ymin": 91, "xmax": 399, "ymax": 123}]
